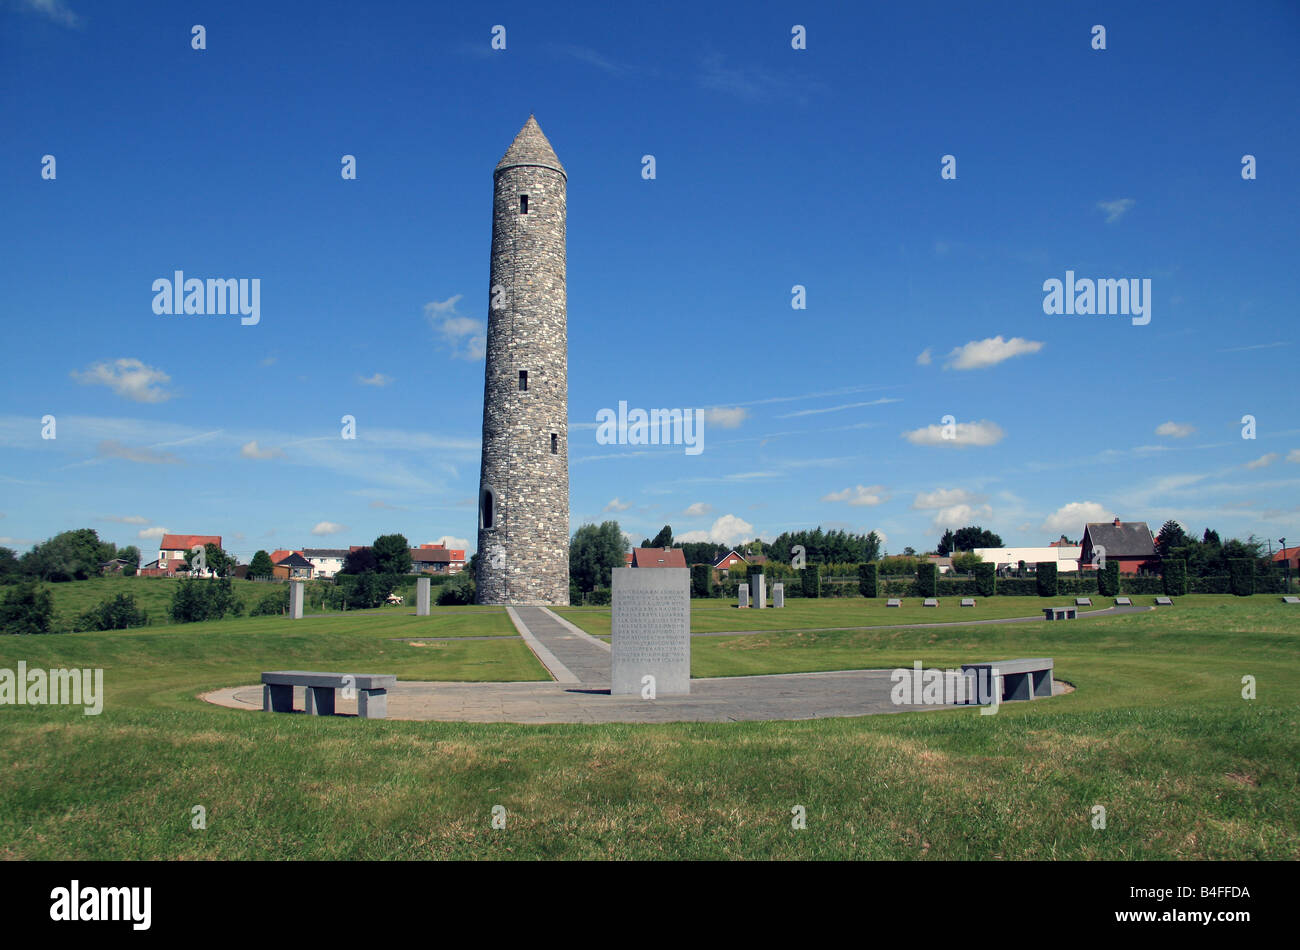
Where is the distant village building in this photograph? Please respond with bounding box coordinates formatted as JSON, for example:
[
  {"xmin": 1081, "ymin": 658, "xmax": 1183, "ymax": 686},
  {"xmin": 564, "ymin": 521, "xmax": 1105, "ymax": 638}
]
[
  {"xmin": 302, "ymin": 548, "xmax": 349, "ymax": 579},
  {"xmin": 272, "ymin": 552, "xmax": 313, "ymax": 580},
  {"xmin": 631, "ymin": 547, "xmax": 688, "ymax": 568},
  {"xmin": 410, "ymin": 543, "xmax": 466, "ymax": 575},
  {"xmin": 158, "ymin": 534, "xmax": 221, "ymax": 565},
  {"xmin": 713, "ymin": 550, "xmax": 747, "ymax": 574},
  {"xmin": 973, "ymin": 546, "xmax": 1083, "ymax": 574},
  {"xmin": 1079, "ymin": 519, "xmax": 1158, "ymax": 574}
]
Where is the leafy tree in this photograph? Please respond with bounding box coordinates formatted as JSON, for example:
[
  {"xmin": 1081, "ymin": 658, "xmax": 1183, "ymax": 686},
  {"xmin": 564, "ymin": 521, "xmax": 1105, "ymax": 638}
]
[
  {"xmin": 0, "ymin": 580, "xmax": 54, "ymax": 634},
  {"xmin": 936, "ymin": 530, "xmax": 956, "ymax": 557},
  {"xmin": 248, "ymin": 550, "xmax": 276, "ymax": 578},
  {"xmin": 437, "ymin": 570, "xmax": 476, "ymax": 606},
  {"xmin": 21, "ymin": 528, "xmax": 109, "ymax": 581},
  {"xmin": 75, "ymin": 593, "xmax": 149, "ymax": 631},
  {"xmin": 341, "ymin": 547, "xmax": 378, "ymax": 575},
  {"xmin": 678, "ymin": 541, "xmax": 727, "ymax": 567},
  {"xmin": 251, "ymin": 588, "xmax": 290, "ymax": 616},
  {"xmin": 690, "ymin": 563, "xmax": 712, "ymax": 598},
  {"xmin": 902, "ymin": 546, "xmax": 917, "ymax": 557},
  {"xmin": 858, "ymin": 562, "xmax": 878, "ymax": 598},
  {"xmin": 951, "ymin": 526, "xmax": 1003, "ymax": 552},
  {"xmin": 372, "ymin": 533, "xmax": 412, "ymax": 575},
  {"xmin": 0, "ymin": 547, "xmax": 20, "ymax": 583},
  {"xmin": 646, "ymin": 525, "xmax": 673, "ymax": 549},
  {"xmin": 951, "ymin": 552, "xmax": 984, "ymax": 573},
  {"xmin": 766, "ymin": 527, "xmax": 881, "ymax": 566},
  {"xmin": 569, "ymin": 521, "xmax": 626, "ymax": 593},
  {"xmin": 116, "ymin": 545, "xmax": 141, "ymax": 568},
  {"xmin": 169, "ymin": 578, "xmax": 245, "ymax": 623},
  {"xmin": 184, "ymin": 542, "xmax": 235, "ymax": 577}
]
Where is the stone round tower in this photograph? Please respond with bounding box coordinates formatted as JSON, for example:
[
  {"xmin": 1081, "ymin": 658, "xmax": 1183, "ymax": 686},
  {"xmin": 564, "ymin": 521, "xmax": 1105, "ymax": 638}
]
[{"xmin": 475, "ymin": 116, "xmax": 570, "ymax": 605}]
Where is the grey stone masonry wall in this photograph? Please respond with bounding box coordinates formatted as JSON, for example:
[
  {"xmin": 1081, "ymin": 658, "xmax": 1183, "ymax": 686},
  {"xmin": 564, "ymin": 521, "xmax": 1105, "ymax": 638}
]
[{"xmin": 476, "ymin": 116, "xmax": 570, "ymax": 605}]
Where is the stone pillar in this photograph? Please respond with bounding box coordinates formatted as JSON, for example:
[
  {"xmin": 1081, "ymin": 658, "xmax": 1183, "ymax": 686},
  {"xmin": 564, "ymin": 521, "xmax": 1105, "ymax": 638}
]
[
  {"xmin": 290, "ymin": 580, "xmax": 304, "ymax": 619},
  {"xmin": 739, "ymin": 583, "xmax": 749, "ymax": 608},
  {"xmin": 753, "ymin": 573, "xmax": 766, "ymax": 609},
  {"xmin": 773, "ymin": 582, "xmax": 784, "ymax": 608},
  {"xmin": 417, "ymin": 576, "xmax": 431, "ymax": 616}
]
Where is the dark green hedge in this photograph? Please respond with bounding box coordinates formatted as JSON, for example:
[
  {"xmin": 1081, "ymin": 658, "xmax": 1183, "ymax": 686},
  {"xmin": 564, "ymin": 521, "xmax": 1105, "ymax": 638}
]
[
  {"xmin": 1229, "ymin": 558, "xmax": 1254, "ymax": 596},
  {"xmin": 1036, "ymin": 562, "xmax": 1058, "ymax": 597},
  {"xmin": 1099, "ymin": 561, "xmax": 1120, "ymax": 597},
  {"xmin": 1189, "ymin": 575, "xmax": 1230, "ymax": 594},
  {"xmin": 1056, "ymin": 576, "xmax": 1099, "ymax": 595},
  {"xmin": 801, "ymin": 564, "xmax": 820, "ymax": 598},
  {"xmin": 859, "ymin": 562, "xmax": 878, "ymax": 598},
  {"xmin": 1119, "ymin": 575, "xmax": 1164, "ymax": 594},
  {"xmin": 917, "ymin": 562, "xmax": 937, "ymax": 597},
  {"xmin": 1161, "ymin": 558, "xmax": 1188, "ymax": 596},
  {"xmin": 974, "ymin": 562, "xmax": 996, "ymax": 597},
  {"xmin": 994, "ymin": 578, "xmax": 1038, "ymax": 596}
]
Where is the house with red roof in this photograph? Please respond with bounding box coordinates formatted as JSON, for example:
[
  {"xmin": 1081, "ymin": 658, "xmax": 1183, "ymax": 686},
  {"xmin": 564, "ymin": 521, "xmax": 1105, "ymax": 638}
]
[
  {"xmin": 631, "ymin": 547, "xmax": 687, "ymax": 568},
  {"xmin": 158, "ymin": 534, "xmax": 221, "ymax": 565}
]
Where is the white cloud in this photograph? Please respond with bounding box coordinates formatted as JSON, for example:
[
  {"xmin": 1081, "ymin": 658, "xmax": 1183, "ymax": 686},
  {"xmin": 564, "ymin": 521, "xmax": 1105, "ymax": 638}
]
[
  {"xmin": 1156, "ymin": 421, "xmax": 1196, "ymax": 438},
  {"xmin": 21, "ymin": 0, "xmax": 84, "ymax": 29},
  {"xmin": 676, "ymin": 514, "xmax": 755, "ymax": 547},
  {"xmin": 1097, "ymin": 198, "xmax": 1135, "ymax": 223},
  {"xmin": 944, "ymin": 336, "xmax": 1044, "ymax": 370},
  {"xmin": 912, "ymin": 488, "xmax": 986, "ymax": 510},
  {"xmin": 71, "ymin": 358, "xmax": 174, "ymax": 403},
  {"xmin": 703, "ymin": 407, "xmax": 748, "ymax": 428},
  {"xmin": 930, "ymin": 503, "xmax": 993, "ymax": 532},
  {"xmin": 240, "ymin": 440, "xmax": 284, "ymax": 460},
  {"xmin": 821, "ymin": 484, "xmax": 887, "ymax": 507},
  {"xmin": 1041, "ymin": 501, "xmax": 1112, "ymax": 536},
  {"xmin": 1288, "ymin": 449, "xmax": 1300, "ymax": 464},
  {"xmin": 1246, "ymin": 453, "xmax": 1279, "ymax": 470},
  {"xmin": 429, "ymin": 535, "xmax": 469, "ymax": 550},
  {"xmin": 916, "ymin": 348, "xmax": 932, "ymax": 366},
  {"xmin": 311, "ymin": 521, "xmax": 347, "ymax": 536},
  {"xmin": 903, "ymin": 419, "xmax": 1005, "ymax": 447},
  {"xmin": 96, "ymin": 439, "xmax": 180, "ymax": 464},
  {"xmin": 137, "ymin": 526, "xmax": 168, "ymax": 540},
  {"xmin": 682, "ymin": 502, "xmax": 713, "ymax": 517},
  {"xmin": 358, "ymin": 373, "xmax": 393, "ymax": 387},
  {"xmin": 603, "ymin": 497, "xmax": 632, "ymax": 512},
  {"xmin": 425, "ymin": 295, "xmax": 485, "ymax": 360}
]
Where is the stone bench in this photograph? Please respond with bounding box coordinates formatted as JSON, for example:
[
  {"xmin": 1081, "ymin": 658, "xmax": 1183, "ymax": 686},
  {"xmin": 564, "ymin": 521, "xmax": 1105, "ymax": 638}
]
[
  {"xmin": 886, "ymin": 598, "xmax": 901, "ymax": 607},
  {"xmin": 923, "ymin": 598, "xmax": 938, "ymax": 607},
  {"xmin": 1042, "ymin": 606, "xmax": 1076, "ymax": 620},
  {"xmin": 1115, "ymin": 597, "xmax": 1132, "ymax": 606},
  {"xmin": 262, "ymin": 671, "xmax": 397, "ymax": 719},
  {"xmin": 1076, "ymin": 597, "xmax": 1092, "ymax": 606},
  {"xmin": 961, "ymin": 658, "xmax": 1054, "ymax": 704},
  {"xmin": 1155, "ymin": 596, "xmax": 1173, "ymax": 606},
  {"xmin": 961, "ymin": 598, "xmax": 975, "ymax": 607},
  {"xmin": 1283, "ymin": 596, "xmax": 1300, "ymax": 605}
]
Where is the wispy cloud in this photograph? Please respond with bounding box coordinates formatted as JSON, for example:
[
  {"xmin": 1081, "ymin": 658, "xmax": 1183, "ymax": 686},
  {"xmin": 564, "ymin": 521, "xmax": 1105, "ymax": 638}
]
[
  {"xmin": 603, "ymin": 497, "xmax": 632, "ymax": 512},
  {"xmin": 311, "ymin": 521, "xmax": 347, "ymax": 536},
  {"xmin": 703, "ymin": 407, "xmax": 748, "ymax": 428},
  {"xmin": 777, "ymin": 398, "xmax": 900, "ymax": 419},
  {"xmin": 358, "ymin": 373, "xmax": 394, "ymax": 387},
  {"xmin": 698, "ymin": 51, "xmax": 824, "ymax": 104},
  {"xmin": 425, "ymin": 295, "xmax": 485, "ymax": 361},
  {"xmin": 1219, "ymin": 341, "xmax": 1290, "ymax": 354},
  {"xmin": 96, "ymin": 439, "xmax": 180, "ymax": 465},
  {"xmin": 912, "ymin": 488, "xmax": 986, "ymax": 510},
  {"xmin": 1156, "ymin": 421, "xmax": 1196, "ymax": 438},
  {"xmin": 1097, "ymin": 198, "xmax": 1135, "ymax": 223},
  {"xmin": 821, "ymin": 484, "xmax": 887, "ymax": 507},
  {"xmin": 240, "ymin": 440, "xmax": 284, "ymax": 460},
  {"xmin": 20, "ymin": 0, "xmax": 83, "ymax": 29}
]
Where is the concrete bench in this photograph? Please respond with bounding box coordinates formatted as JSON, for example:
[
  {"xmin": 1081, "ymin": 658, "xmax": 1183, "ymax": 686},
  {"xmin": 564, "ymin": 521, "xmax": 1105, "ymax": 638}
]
[
  {"xmin": 1115, "ymin": 597, "xmax": 1132, "ymax": 606},
  {"xmin": 961, "ymin": 657, "xmax": 1054, "ymax": 704},
  {"xmin": 961, "ymin": 598, "xmax": 975, "ymax": 607},
  {"xmin": 1283, "ymin": 596, "xmax": 1300, "ymax": 605},
  {"xmin": 262, "ymin": 671, "xmax": 397, "ymax": 719},
  {"xmin": 1043, "ymin": 606, "xmax": 1076, "ymax": 620},
  {"xmin": 1155, "ymin": 596, "xmax": 1173, "ymax": 606},
  {"xmin": 923, "ymin": 598, "xmax": 938, "ymax": 607},
  {"xmin": 886, "ymin": 598, "xmax": 901, "ymax": 607},
  {"xmin": 1076, "ymin": 597, "xmax": 1092, "ymax": 606}
]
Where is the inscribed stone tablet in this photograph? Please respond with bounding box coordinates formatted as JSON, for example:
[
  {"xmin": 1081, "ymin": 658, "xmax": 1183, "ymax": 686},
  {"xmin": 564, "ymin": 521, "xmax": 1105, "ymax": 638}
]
[
  {"xmin": 611, "ymin": 567, "xmax": 690, "ymax": 696},
  {"xmin": 291, "ymin": 580, "xmax": 304, "ymax": 620},
  {"xmin": 739, "ymin": 583, "xmax": 749, "ymax": 608},
  {"xmin": 753, "ymin": 573, "xmax": 766, "ymax": 609},
  {"xmin": 417, "ymin": 577, "xmax": 431, "ymax": 616},
  {"xmin": 773, "ymin": 582, "xmax": 784, "ymax": 608}
]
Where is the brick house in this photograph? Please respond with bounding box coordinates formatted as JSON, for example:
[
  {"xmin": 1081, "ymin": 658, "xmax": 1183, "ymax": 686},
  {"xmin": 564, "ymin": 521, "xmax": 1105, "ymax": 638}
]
[
  {"xmin": 631, "ymin": 547, "xmax": 688, "ymax": 568},
  {"xmin": 1080, "ymin": 519, "xmax": 1159, "ymax": 574}
]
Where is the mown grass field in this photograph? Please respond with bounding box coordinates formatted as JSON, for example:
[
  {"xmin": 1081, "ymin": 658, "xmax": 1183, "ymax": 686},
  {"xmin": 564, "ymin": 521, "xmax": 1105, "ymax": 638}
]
[{"xmin": 0, "ymin": 590, "xmax": 1296, "ymax": 860}]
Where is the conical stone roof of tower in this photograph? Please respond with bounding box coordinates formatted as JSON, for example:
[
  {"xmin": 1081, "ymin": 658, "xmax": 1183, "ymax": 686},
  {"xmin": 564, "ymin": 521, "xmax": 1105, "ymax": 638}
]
[{"xmin": 495, "ymin": 115, "xmax": 566, "ymax": 178}]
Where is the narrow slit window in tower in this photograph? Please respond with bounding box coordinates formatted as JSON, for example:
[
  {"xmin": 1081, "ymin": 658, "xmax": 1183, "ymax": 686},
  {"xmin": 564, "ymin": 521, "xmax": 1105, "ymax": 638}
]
[
  {"xmin": 551, "ymin": 433, "xmax": 558, "ymax": 455},
  {"xmin": 520, "ymin": 194, "xmax": 528, "ymax": 214},
  {"xmin": 518, "ymin": 370, "xmax": 528, "ymax": 391},
  {"xmin": 480, "ymin": 488, "xmax": 495, "ymax": 530}
]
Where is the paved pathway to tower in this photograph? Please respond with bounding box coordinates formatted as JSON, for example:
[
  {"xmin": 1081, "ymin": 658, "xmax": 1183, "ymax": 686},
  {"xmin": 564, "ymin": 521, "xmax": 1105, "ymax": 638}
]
[{"xmin": 202, "ymin": 604, "xmax": 1072, "ymax": 724}]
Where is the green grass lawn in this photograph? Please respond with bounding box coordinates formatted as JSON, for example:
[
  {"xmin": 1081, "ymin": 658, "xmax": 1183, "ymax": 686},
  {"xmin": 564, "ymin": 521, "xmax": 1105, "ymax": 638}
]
[
  {"xmin": 0, "ymin": 592, "xmax": 1296, "ymax": 860},
  {"xmin": 37, "ymin": 574, "xmax": 501, "ymax": 631}
]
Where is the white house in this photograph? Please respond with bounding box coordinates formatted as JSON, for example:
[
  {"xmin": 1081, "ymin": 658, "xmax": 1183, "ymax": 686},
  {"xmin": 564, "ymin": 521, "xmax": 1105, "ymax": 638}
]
[
  {"xmin": 302, "ymin": 548, "xmax": 348, "ymax": 579},
  {"xmin": 973, "ymin": 546, "xmax": 1082, "ymax": 573}
]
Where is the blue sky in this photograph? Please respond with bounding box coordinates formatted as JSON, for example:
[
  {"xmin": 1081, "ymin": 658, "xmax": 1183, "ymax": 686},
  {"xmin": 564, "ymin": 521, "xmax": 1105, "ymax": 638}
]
[{"xmin": 2, "ymin": 0, "xmax": 1298, "ymax": 563}]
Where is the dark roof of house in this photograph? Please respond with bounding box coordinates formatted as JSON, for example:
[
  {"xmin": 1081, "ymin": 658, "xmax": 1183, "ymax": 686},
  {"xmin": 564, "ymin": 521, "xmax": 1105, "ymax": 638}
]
[
  {"xmin": 1082, "ymin": 522, "xmax": 1156, "ymax": 558},
  {"xmin": 411, "ymin": 548, "xmax": 452, "ymax": 563},
  {"xmin": 302, "ymin": 549, "xmax": 350, "ymax": 558},
  {"xmin": 631, "ymin": 547, "xmax": 688, "ymax": 568},
  {"xmin": 277, "ymin": 553, "xmax": 313, "ymax": 569}
]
